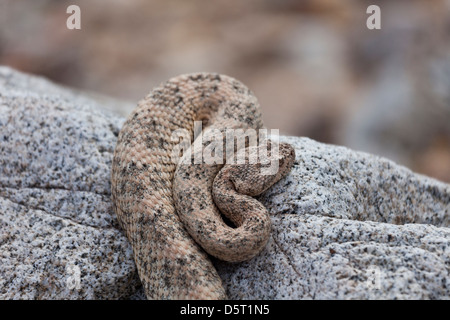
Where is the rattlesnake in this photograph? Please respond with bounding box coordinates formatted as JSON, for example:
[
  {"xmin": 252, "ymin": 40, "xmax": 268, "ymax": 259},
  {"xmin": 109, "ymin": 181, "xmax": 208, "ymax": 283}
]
[{"xmin": 111, "ymin": 73, "xmax": 295, "ymax": 299}]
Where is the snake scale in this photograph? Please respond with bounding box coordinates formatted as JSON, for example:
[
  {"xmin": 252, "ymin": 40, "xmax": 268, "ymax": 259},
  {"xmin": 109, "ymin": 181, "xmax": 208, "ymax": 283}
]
[{"xmin": 111, "ymin": 73, "xmax": 295, "ymax": 299}]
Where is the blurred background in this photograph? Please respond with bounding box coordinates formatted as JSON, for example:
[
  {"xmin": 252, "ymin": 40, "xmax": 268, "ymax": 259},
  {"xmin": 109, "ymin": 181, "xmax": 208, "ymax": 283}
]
[{"xmin": 0, "ymin": 0, "xmax": 449, "ymax": 182}]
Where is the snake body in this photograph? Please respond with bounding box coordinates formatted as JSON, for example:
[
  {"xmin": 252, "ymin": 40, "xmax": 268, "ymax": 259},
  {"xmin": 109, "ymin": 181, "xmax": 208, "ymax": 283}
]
[{"xmin": 111, "ymin": 73, "xmax": 295, "ymax": 299}]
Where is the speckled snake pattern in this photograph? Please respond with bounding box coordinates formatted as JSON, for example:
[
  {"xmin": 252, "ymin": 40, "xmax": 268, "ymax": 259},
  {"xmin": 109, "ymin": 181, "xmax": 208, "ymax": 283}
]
[{"xmin": 111, "ymin": 73, "xmax": 295, "ymax": 299}]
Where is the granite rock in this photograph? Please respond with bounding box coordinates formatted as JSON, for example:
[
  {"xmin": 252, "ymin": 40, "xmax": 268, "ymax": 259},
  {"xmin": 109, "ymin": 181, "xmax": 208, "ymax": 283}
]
[
  {"xmin": 1, "ymin": 67, "xmax": 449, "ymax": 299},
  {"xmin": 0, "ymin": 66, "xmax": 140, "ymax": 299}
]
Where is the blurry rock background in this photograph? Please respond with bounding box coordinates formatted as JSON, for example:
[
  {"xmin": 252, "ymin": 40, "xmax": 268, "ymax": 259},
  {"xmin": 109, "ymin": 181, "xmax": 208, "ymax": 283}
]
[{"xmin": 0, "ymin": 0, "xmax": 449, "ymax": 182}]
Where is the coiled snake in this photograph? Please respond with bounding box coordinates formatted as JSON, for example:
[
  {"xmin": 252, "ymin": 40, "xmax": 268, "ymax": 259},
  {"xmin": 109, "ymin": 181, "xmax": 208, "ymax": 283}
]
[{"xmin": 111, "ymin": 73, "xmax": 295, "ymax": 299}]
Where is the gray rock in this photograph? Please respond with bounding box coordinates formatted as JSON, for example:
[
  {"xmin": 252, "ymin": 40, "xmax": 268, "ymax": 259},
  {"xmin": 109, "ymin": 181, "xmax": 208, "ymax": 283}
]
[
  {"xmin": 0, "ymin": 67, "xmax": 140, "ymax": 299},
  {"xmin": 0, "ymin": 67, "xmax": 449, "ymax": 299}
]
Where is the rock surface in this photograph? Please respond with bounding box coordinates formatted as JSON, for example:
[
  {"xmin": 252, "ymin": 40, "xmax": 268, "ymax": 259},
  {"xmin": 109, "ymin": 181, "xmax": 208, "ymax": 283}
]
[
  {"xmin": 1, "ymin": 67, "xmax": 449, "ymax": 299},
  {"xmin": 0, "ymin": 67, "xmax": 140, "ymax": 299}
]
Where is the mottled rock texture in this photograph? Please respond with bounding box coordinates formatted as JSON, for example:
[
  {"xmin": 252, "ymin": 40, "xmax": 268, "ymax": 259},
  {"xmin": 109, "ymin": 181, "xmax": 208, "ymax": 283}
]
[
  {"xmin": 1, "ymin": 67, "xmax": 449, "ymax": 299},
  {"xmin": 0, "ymin": 67, "xmax": 140, "ymax": 299}
]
